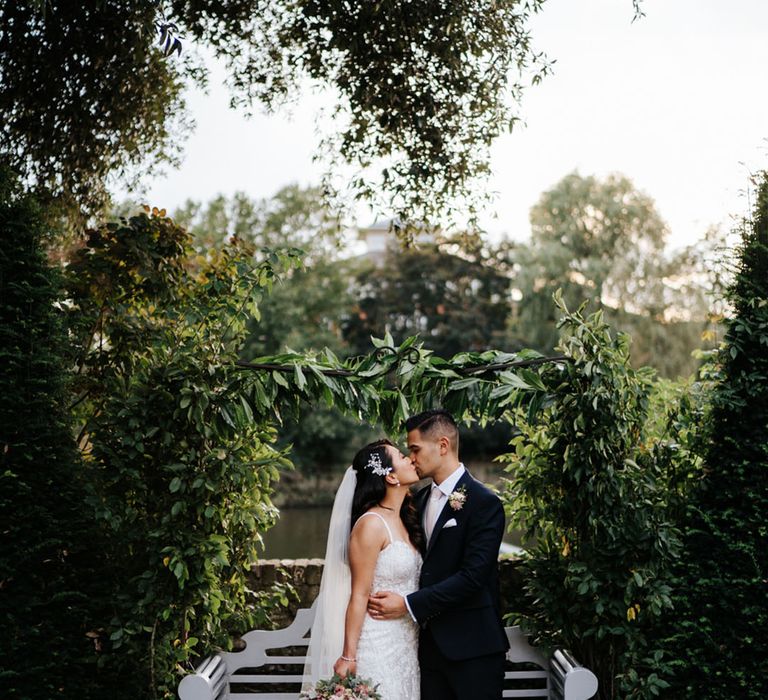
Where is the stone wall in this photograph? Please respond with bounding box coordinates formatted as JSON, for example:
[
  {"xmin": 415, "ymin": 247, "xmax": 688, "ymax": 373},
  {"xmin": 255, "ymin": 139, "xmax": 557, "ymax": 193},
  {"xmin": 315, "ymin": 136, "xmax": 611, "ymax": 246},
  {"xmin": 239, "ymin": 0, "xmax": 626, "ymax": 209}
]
[{"xmin": 248, "ymin": 558, "xmax": 529, "ymax": 630}]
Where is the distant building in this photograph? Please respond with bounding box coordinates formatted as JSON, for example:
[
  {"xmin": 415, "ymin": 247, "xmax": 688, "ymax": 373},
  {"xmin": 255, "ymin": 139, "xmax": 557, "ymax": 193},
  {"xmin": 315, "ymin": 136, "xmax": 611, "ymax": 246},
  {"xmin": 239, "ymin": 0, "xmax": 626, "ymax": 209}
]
[{"xmin": 358, "ymin": 217, "xmax": 436, "ymax": 265}]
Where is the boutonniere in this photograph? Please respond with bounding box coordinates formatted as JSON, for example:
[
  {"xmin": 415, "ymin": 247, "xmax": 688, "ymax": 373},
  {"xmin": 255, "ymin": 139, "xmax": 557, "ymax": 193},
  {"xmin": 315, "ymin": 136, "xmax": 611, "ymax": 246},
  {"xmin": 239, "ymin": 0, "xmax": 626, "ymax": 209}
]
[{"xmin": 448, "ymin": 486, "xmax": 467, "ymax": 511}]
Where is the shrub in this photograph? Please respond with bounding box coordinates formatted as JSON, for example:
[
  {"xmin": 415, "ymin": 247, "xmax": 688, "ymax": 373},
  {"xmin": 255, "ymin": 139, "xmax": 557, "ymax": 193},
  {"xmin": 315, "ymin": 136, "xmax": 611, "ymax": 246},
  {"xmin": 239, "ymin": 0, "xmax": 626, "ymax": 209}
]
[
  {"xmin": 502, "ymin": 294, "xmax": 680, "ymax": 699},
  {"xmin": 66, "ymin": 211, "xmax": 301, "ymax": 698},
  {"xmin": 0, "ymin": 166, "xmax": 103, "ymax": 698},
  {"xmin": 660, "ymin": 174, "xmax": 768, "ymax": 698}
]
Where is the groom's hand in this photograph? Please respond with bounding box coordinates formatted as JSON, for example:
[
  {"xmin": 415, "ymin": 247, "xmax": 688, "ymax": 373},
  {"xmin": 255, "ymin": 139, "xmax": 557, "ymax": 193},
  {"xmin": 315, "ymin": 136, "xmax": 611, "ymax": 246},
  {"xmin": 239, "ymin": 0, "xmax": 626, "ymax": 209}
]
[{"xmin": 367, "ymin": 591, "xmax": 406, "ymax": 620}]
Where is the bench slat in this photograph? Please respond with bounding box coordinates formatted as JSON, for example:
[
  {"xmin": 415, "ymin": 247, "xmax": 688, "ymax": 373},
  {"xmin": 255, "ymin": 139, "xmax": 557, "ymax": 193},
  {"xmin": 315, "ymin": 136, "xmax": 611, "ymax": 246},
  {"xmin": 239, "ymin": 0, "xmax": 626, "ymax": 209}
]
[
  {"xmin": 230, "ymin": 675, "xmax": 304, "ymax": 683},
  {"xmin": 505, "ymin": 671, "xmax": 548, "ymax": 679},
  {"xmin": 234, "ymin": 656, "xmax": 306, "ymax": 665}
]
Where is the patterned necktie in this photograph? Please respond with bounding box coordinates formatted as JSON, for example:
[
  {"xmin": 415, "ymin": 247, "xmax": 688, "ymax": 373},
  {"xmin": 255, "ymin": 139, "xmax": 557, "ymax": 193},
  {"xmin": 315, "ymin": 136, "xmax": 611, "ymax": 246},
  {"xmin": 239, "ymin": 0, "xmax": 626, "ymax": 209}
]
[{"xmin": 424, "ymin": 484, "xmax": 444, "ymax": 542}]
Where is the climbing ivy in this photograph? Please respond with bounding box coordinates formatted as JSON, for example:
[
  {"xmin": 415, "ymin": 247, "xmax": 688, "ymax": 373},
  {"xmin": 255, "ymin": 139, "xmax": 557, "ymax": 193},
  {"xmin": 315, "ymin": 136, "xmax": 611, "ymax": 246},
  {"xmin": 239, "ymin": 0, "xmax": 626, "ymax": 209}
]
[
  {"xmin": 62, "ymin": 205, "xmax": 560, "ymax": 698},
  {"xmin": 501, "ymin": 294, "xmax": 682, "ymax": 700},
  {"xmin": 67, "ymin": 212, "xmax": 302, "ymax": 698}
]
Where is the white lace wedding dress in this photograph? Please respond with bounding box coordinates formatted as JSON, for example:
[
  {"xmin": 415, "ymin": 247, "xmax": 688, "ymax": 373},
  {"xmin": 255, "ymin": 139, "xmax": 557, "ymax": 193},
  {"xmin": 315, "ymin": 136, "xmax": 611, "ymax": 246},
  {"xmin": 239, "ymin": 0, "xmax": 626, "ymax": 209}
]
[{"xmin": 354, "ymin": 512, "xmax": 422, "ymax": 700}]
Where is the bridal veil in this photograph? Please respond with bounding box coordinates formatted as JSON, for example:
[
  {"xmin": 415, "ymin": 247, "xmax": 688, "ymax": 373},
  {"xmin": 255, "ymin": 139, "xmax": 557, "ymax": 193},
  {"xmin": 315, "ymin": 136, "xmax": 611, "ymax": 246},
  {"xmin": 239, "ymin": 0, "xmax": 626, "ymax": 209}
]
[{"xmin": 301, "ymin": 466, "xmax": 356, "ymax": 689}]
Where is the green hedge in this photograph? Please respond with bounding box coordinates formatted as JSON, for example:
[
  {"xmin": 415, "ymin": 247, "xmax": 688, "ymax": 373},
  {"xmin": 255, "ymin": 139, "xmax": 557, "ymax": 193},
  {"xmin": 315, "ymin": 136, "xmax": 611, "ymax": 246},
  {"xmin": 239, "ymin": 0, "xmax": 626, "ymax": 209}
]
[
  {"xmin": 0, "ymin": 167, "xmax": 104, "ymax": 699},
  {"xmin": 660, "ymin": 174, "xmax": 768, "ymax": 698}
]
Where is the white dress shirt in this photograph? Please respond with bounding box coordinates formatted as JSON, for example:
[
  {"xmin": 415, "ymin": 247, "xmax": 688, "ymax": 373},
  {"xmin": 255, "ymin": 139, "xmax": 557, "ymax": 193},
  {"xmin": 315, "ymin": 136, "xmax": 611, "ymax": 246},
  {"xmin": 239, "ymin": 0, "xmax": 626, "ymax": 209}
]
[{"xmin": 424, "ymin": 463, "xmax": 466, "ymax": 540}]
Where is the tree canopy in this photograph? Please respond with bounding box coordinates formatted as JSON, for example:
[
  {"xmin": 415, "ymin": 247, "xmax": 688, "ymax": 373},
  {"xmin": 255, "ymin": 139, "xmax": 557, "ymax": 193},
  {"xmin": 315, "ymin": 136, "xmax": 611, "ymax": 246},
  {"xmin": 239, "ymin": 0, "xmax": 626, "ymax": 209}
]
[
  {"xmin": 343, "ymin": 239, "xmax": 511, "ymax": 358},
  {"xmin": 0, "ymin": 3, "xmax": 190, "ymax": 217},
  {"xmin": 0, "ymin": 1, "xmax": 554, "ymax": 226},
  {"xmin": 510, "ymin": 171, "xmax": 720, "ymax": 376},
  {"xmin": 515, "ymin": 171, "xmax": 670, "ymax": 339},
  {"xmin": 200, "ymin": 0, "xmax": 551, "ymax": 227},
  {"xmin": 170, "ymin": 186, "xmax": 357, "ymax": 357}
]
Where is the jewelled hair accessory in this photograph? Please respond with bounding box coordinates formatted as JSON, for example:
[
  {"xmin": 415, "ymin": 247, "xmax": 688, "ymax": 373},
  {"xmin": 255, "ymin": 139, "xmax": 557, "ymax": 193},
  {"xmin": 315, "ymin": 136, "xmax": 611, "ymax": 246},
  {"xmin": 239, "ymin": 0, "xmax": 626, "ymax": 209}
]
[{"xmin": 366, "ymin": 452, "xmax": 391, "ymax": 476}]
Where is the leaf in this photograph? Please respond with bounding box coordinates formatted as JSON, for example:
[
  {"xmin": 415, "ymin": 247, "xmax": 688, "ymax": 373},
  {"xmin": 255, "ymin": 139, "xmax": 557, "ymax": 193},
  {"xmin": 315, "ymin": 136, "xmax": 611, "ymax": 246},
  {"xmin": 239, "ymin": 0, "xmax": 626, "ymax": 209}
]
[
  {"xmin": 501, "ymin": 372, "xmax": 533, "ymax": 390},
  {"xmin": 272, "ymin": 370, "xmax": 290, "ymax": 388},
  {"xmin": 370, "ymin": 335, "xmax": 388, "ymax": 349},
  {"xmin": 398, "ymin": 392, "xmax": 410, "ymax": 422},
  {"xmin": 240, "ymin": 396, "xmax": 253, "ymax": 423},
  {"xmin": 293, "ymin": 363, "xmax": 307, "ymax": 391},
  {"xmin": 220, "ymin": 405, "xmax": 236, "ymax": 429},
  {"xmin": 357, "ymin": 366, "xmax": 386, "ymax": 378},
  {"xmin": 489, "ymin": 384, "xmax": 513, "ymax": 400},
  {"xmin": 519, "ymin": 368, "xmax": 546, "ymax": 391},
  {"xmin": 448, "ymin": 377, "xmax": 480, "ymax": 391}
]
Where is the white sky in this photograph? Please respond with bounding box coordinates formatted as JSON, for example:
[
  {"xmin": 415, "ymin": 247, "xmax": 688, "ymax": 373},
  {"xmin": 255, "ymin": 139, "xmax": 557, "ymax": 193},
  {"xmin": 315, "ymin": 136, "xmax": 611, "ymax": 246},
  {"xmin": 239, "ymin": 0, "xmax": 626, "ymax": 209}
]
[{"xmin": 122, "ymin": 0, "xmax": 768, "ymax": 250}]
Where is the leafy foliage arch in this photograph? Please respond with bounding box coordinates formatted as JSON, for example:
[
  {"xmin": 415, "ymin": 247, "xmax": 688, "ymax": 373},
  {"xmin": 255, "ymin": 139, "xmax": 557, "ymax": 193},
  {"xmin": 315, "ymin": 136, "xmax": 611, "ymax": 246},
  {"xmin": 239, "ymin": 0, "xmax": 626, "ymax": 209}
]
[{"xmin": 235, "ymin": 335, "xmax": 565, "ymax": 434}]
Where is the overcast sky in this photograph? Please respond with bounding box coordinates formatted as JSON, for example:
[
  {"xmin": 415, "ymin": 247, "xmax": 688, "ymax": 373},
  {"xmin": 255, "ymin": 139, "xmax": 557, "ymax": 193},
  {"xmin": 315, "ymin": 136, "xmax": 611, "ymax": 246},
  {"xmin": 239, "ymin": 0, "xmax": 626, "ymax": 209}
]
[{"xmin": 121, "ymin": 0, "xmax": 768, "ymax": 250}]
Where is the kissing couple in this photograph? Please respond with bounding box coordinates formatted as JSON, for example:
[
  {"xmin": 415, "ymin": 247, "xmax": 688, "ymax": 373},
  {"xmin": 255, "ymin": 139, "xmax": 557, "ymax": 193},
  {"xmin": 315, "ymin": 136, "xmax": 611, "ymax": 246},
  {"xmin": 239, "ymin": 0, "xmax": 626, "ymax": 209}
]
[{"xmin": 301, "ymin": 409, "xmax": 509, "ymax": 700}]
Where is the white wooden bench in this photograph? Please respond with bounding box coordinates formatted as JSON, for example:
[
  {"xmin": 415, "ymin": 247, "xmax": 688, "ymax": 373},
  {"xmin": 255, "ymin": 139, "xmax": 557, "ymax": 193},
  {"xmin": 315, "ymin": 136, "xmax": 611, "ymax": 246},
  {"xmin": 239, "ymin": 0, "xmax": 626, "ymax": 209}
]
[{"xmin": 178, "ymin": 603, "xmax": 598, "ymax": 700}]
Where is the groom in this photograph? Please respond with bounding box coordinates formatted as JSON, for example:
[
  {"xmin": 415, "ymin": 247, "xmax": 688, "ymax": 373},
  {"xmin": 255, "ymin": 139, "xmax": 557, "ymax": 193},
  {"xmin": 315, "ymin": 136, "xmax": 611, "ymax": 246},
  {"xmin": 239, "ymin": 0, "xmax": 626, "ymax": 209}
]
[{"xmin": 368, "ymin": 409, "xmax": 509, "ymax": 699}]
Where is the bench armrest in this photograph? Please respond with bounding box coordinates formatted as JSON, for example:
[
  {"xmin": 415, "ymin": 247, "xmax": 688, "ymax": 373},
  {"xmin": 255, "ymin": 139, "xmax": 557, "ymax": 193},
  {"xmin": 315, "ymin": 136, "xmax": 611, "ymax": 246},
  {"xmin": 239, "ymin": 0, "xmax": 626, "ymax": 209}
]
[{"xmin": 178, "ymin": 654, "xmax": 228, "ymax": 700}]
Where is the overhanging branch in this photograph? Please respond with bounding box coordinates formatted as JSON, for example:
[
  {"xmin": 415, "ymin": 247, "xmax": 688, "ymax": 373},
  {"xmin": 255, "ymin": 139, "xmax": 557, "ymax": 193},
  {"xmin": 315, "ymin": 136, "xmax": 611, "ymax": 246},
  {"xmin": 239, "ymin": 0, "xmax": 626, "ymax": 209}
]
[{"xmin": 235, "ymin": 347, "xmax": 572, "ymax": 379}]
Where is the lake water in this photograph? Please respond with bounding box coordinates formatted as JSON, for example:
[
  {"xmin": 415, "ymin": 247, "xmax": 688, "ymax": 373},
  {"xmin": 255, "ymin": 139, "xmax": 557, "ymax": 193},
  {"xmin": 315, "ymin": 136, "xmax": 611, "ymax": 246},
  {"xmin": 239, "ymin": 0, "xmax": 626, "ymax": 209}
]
[{"xmin": 261, "ymin": 506, "xmax": 525, "ymax": 559}]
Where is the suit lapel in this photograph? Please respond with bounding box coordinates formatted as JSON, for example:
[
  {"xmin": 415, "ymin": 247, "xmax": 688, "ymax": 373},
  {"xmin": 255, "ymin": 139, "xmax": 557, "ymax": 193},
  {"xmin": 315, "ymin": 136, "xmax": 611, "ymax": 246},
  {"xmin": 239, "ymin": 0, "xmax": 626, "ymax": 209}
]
[
  {"xmin": 414, "ymin": 483, "xmax": 431, "ymax": 535},
  {"xmin": 415, "ymin": 483, "xmax": 430, "ymax": 515},
  {"xmin": 425, "ymin": 470, "xmax": 472, "ymax": 559}
]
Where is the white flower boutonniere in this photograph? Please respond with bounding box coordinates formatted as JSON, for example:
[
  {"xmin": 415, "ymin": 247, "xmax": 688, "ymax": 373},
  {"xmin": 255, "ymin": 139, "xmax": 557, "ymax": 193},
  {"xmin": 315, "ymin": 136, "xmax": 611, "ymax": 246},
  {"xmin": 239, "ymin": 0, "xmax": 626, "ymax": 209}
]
[{"xmin": 448, "ymin": 486, "xmax": 467, "ymax": 511}]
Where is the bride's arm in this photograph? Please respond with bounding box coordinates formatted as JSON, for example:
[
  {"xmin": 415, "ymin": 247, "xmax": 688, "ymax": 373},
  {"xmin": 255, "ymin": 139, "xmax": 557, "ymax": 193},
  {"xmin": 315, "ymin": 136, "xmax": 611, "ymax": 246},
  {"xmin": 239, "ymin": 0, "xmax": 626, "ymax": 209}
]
[{"xmin": 333, "ymin": 517, "xmax": 385, "ymax": 677}]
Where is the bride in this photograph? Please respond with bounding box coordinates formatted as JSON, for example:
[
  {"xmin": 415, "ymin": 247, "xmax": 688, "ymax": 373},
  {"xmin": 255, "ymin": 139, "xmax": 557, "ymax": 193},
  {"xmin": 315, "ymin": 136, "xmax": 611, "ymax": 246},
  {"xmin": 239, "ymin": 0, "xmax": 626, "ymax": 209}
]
[{"xmin": 302, "ymin": 439, "xmax": 424, "ymax": 700}]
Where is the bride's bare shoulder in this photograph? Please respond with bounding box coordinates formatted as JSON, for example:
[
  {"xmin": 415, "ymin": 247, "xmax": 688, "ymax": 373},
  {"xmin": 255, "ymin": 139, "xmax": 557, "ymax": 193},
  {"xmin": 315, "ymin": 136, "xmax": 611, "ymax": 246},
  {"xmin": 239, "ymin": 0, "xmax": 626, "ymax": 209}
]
[{"xmin": 350, "ymin": 512, "xmax": 389, "ymax": 549}]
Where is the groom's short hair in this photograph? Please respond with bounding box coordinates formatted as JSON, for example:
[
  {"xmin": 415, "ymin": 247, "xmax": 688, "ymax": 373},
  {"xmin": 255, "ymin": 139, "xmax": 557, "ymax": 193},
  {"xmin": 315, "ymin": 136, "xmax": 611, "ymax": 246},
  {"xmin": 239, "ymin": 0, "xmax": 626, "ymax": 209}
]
[{"xmin": 405, "ymin": 409, "xmax": 459, "ymax": 454}]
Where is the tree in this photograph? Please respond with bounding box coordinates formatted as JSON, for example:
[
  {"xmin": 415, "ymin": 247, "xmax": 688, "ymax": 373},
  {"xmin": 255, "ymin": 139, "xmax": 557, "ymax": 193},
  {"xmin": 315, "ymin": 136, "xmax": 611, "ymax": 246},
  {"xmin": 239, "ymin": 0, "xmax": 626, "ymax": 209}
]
[
  {"xmin": 660, "ymin": 173, "xmax": 768, "ymax": 698},
  {"xmin": 510, "ymin": 172, "xmax": 718, "ymax": 377},
  {"xmin": 0, "ymin": 1, "xmax": 556, "ymax": 226},
  {"xmin": 0, "ymin": 166, "xmax": 104, "ymax": 699},
  {"xmin": 514, "ymin": 171, "xmax": 668, "ymax": 345},
  {"xmin": 344, "ymin": 238, "xmax": 512, "ymax": 359},
  {"xmin": 174, "ymin": 186, "xmax": 344, "ymax": 258},
  {"xmin": 203, "ymin": 0, "xmax": 552, "ymax": 227},
  {"xmin": 171, "ymin": 1, "xmax": 650, "ymax": 229},
  {"xmin": 172, "ymin": 185, "xmax": 358, "ymax": 357},
  {"xmin": 0, "ymin": 3, "xmax": 190, "ymax": 219},
  {"xmin": 173, "ymin": 187, "xmax": 371, "ymax": 476}
]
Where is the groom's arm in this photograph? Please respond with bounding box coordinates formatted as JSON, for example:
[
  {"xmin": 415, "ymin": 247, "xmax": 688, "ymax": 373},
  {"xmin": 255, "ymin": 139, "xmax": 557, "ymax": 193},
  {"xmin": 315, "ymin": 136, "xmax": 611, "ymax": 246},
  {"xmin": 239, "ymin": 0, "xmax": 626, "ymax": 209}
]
[{"xmin": 405, "ymin": 494, "xmax": 504, "ymax": 625}]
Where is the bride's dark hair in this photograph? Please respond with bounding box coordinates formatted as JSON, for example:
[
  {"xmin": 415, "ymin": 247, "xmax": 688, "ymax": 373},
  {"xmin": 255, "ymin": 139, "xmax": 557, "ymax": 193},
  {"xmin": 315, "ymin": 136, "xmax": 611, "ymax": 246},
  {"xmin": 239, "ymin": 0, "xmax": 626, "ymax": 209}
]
[{"xmin": 351, "ymin": 439, "xmax": 425, "ymax": 553}]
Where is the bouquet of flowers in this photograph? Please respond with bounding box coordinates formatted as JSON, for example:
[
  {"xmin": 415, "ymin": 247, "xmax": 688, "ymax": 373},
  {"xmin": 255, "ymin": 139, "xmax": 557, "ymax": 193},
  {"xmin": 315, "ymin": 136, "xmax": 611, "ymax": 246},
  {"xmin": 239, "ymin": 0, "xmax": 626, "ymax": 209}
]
[{"xmin": 299, "ymin": 673, "xmax": 382, "ymax": 700}]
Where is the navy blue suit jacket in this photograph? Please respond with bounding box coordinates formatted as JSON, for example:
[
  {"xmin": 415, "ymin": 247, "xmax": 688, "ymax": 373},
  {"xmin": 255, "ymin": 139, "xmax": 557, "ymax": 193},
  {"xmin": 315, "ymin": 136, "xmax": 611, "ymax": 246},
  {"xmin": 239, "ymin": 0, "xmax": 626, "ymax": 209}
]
[{"xmin": 406, "ymin": 469, "xmax": 509, "ymax": 661}]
